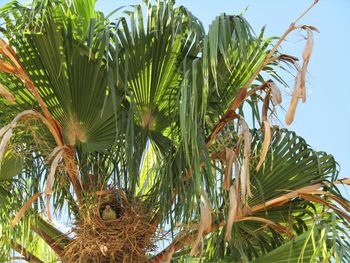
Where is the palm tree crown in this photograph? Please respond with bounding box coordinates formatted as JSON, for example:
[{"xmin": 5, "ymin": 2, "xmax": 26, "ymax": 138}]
[{"xmin": 0, "ymin": 0, "xmax": 349, "ymax": 262}]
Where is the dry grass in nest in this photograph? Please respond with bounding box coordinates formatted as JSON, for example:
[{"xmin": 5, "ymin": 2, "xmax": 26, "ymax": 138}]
[{"xmin": 62, "ymin": 191, "xmax": 156, "ymax": 263}]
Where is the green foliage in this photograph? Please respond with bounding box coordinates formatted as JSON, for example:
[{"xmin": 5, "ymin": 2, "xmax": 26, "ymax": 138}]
[{"xmin": 0, "ymin": 0, "xmax": 348, "ymax": 262}]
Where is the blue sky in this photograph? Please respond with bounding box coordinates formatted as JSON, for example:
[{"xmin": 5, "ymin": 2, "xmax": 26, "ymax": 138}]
[{"xmin": 0, "ymin": 0, "xmax": 349, "ymax": 190}]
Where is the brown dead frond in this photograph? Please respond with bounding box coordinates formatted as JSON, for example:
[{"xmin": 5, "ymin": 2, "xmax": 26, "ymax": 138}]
[
  {"xmin": 190, "ymin": 192, "xmax": 212, "ymax": 256},
  {"xmin": 0, "ymin": 83, "xmax": 16, "ymax": 104},
  {"xmin": 225, "ymin": 185, "xmax": 239, "ymax": 241},
  {"xmin": 256, "ymin": 121, "xmax": 271, "ymax": 172}
]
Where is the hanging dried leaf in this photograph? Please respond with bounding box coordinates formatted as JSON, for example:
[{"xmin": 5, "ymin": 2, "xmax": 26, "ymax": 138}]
[
  {"xmin": 225, "ymin": 185, "xmax": 239, "ymax": 241},
  {"xmin": 245, "ymin": 158, "xmax": 252, "ymax": 198},
  {"xmin": 240, "ymin": 158, "xmax": 251, "ymax": 201},
  {"xmin": 11, "ymin": 192, "xmax": 43, "ymax": 226},
  {"xmin": 302, "ymin": 28, "xmax": 314, "ymax": 61},
  {"xmin": 0, "ymin": 128, "xmax": 13, "ymax": 163},
  {"xmin": 46, "ymin": 149, "xmax": 64, "ymax": 194},
  {"xmin": 223, "ymin": 148, "xmax": 237, "ymax": 191},
  {"xmin": 256, "ymin": 121, "xmax": 271, "ymax": 171},
  {"xmin": 45, "ymin": 148, "xmax": 65, "ymax": 221},
  {"xmin": 0, "ymin": 84, "xmax": 16, "ymax": 104},
  {"xmin": 190, "ymin": 192, "xmax": 212, "ymax": 256},
  {"xmin": 234, "ymin": 158, "xmax": 239, "ymax": 184},
  {"xmin": 239, "ymin": 118, "xmax": 249, "ymax": 134},
  {"xmin": 300, "ymin": 61, "xmax": 308, "ymax": 103},
  {"xmin": 244, "ymin": 135, "xmax": 251, "ymax": 158},
  {"xmin": 262, "ymin": 90, "xmax": 270, "ymax": 123},
  {"xmin": 285, "ymin": 64, "xmax": 302, "ymax": 125},
  {"xmin": 285, "ymin": 89, "xmax": 300, "ymax": 125},
  {"xmin": 269, "ymin": 82, "xmax": 282, "ymax": 105},
  {"xmin": 238, "ymin": 118, "xmax": 252, "ymax": 202},
  {"xmin": 299, "ymin": 28, "xmax": 314, "ymax": 103}
]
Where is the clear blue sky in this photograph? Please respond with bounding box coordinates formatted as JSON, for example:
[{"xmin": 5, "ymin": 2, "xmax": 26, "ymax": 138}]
[{"xmin": 1, "ymin": 0, "xmax": 349, "ymax": 192}]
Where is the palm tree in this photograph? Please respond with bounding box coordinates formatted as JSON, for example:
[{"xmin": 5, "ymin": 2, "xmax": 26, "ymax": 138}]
[{"xmin": 0, "ymin": 0, "xmax": 349, "ymax": 262}]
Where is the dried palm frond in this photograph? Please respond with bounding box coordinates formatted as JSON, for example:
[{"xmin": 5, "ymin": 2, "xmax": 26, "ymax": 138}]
[
  {"xmin": 256, "ymin": 121, "xmax": 271, "ymax": 171},
  {"xmin": 300, "ymin": 62, "xmax": 308, "ymax": 103},
  {"xmin": 240, "ymin": 158, "xmax": 252, "ymax": 201},
  {"xmin": 300, "ymin": 27, "xmax": 314, "ymax": 103},
  {"xmin": 285, "ymin": 63, "xmax": 302, "ymax": 125},
  {"xmin": 11, "ymin": 110, "xmax": 38, "ymax": 124},
  {"xmin": 0, "ymin": 83, "xmax": 16, "ymax": 104},
  {"xmin": 262, "ymin": 90, "xmax": 270, "ymax": 123},
  {"xmin": 239, "ymin": 118, "xmax": 249, "ymax": 136},
  {"xmin": 0, "ymin": 59, "xmax": 17, "ymax": 74},
  {"xmin": 238, "ymin": 118, "xmax": 252, "ymax": 201},
  {"xmin": 0, "ymin": 38, "xmax": 59, "ymax": 148},
  {"xmin": 237, "ymin": 216, "xmax": 293, "ymax": 238},
  {"xmin": 0, "ymin": 37, "xmax": 22, "ymax": 68},
  {"xmin": 190, "ymin": 192, "xmax": 212, "ymax": 256},
  {"xmin": 47, "ymin": 146, "xmax": 67, "ymax": 164},
  {"xmin": 269, "ymin": 82, "xmax": 282, "ymax": 105},
  {"xmin": 0, "ymin": 125, "xmax": 11, "ymax": 139},
  {"xmin": 0, "ymin": 110, "xmax": 50, "ymax": 163},
  {"xmin": 0, "ymin": 129, "xmax": 13, "ymax": 163},
  {"xmin": 278, "ymin": 54, "xmax": 299, "ymax": 64},
  {"xmin": 11, "ymin": 192, "xmax": 44, "ymax": 226},
  {"xmin": 241, "ymin": 124, "xmax": 251, "ymax": 158},
  {"xmin": 225, "ymin": 185, "xmax": 239, "ymax": 241},
  {"xmin": 302, "ymin": 27, "xmax": 315, "ymax": 61},
  {"xmin": 45, "ymin": 148, "xmax": 65, "ymax": 221},
  {"xmin": 223, "ymin": 148, "xmax": 237, "ymax": 190}
]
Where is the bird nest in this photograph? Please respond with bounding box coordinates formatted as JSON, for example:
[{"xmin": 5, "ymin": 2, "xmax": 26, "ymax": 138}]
[{"xmin": 62, "ymin": 190, "xmax": 156, "ymax": 262}]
